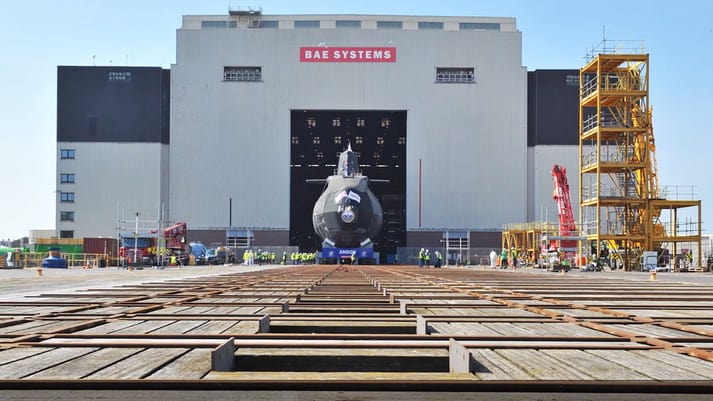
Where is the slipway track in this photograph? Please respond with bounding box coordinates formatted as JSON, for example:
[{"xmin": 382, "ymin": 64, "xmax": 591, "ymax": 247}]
[{"xmin": 2, "ymin": 265, "xmax": 713, "ymax": 400}]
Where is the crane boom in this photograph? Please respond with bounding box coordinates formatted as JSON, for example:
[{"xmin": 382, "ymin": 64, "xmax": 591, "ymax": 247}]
[{"xmin": 552, "ymin": 165, "xmax": 577, "ymax": 255}]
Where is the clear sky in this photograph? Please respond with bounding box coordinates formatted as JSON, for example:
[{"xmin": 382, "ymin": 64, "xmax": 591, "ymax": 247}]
[{"xmin": 1, "ymin": 0, "xmax": 712, "ymax": 241}]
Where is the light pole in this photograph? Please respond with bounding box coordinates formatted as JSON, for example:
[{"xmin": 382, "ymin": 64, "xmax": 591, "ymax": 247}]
[{"xmin": 134, "ymin": 212, "xmax": 139, "ymax": 265}]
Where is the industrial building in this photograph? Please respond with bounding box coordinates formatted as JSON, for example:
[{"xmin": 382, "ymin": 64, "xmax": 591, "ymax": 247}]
[{"xmin": 55, "ymin": 12, "xmax": 582, "ymax": 263}]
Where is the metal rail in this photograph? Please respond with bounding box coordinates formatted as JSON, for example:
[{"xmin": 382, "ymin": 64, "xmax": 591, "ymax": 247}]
[{"xmin": 3, "ymin": 265, "xmax": 713, "ymax": 396}]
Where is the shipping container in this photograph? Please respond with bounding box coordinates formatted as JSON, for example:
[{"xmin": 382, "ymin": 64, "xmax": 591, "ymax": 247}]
[{"xmin": 83, "ymin": 237, "xmax": 117, "ymax": 257}]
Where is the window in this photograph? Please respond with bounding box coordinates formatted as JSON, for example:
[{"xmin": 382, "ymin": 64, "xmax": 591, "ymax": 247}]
[
  {"xmin": 201, "ymin": 20, "xmax": 237, "ymax": 28},
  {"xmin": 460, "ymin": 22, "xmax": 500, "ymax": 31},
  {"xmin": 295, "ymin": 20, "xmax": 320, "ymax": 28},
  {"xmin": 377, "ymin": 20, "xmax": 402, "ymax": 29},
  {"xmin": 60, "ymin": 192, "xmax": 75, "ymax": 202},
  {"xmin": 418, "ymin": 21, "xmax": 443, "ymax": 30},
  {"xmin": 336, "ymin": 20, "xmax": 361, "ymax": 28},
  {"xmin": 223, "ymin": 66, "xmax": 262, "ymax": 81},
  {"xmin": 108, "ymin": 71, "xmax": 131, "ymax": 82},
  {"xmin": 60, "ymin": 149, "xmax": 75, "ymax": 159},
  {"xmin": 59, "ymin": 230, "xmax": 74, "ymax": 239},
  {"xmin": 255, "ymin": 20, "xmax": 278, "ymax": 28},
  {"xmin": 227, "ymin": 229, "xmax": 254, "ymax": 247},
  {"xmin": 60, "ymin": 211, "xmax": 75, "ymax": 222},
  {"xmin": 566, "ymin": 75, "xmax": 580, "ymax": 86},
  {"xmin": 436, "ymin": 67, "xmax": 475, "ymax": 83},
  {"xmin": 60, "ymin": 174, "xmax": 75, "ymax": 184}
]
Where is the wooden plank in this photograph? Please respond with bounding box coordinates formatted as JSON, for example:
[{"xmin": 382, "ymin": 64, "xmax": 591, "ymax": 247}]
[
  {"xmin": 25, "ymin": 347, "xmax": 143, "ymax": 379},
  {"xmin": 146, "ymin": 306, "xmax": 193, "ymax": 315},
  {"xmin": 542, "ymin": 349, "xmax": 650, "ymax": 380},
  {"xmin": 0, "ymin": 320, "xmax": 63, "ymax": 334},
  {"xmin": 111, "ymin": 320, "xmax": 175, "ymax": 334},
  {"xmin": 586, "ymin": 349, "xmax": 709, "ymax": 380},
  {"xmin": 147, "ymin": 348, "xmax": 212, "ymax": 379},
  {"xmin": 0, "ymin": 347, "xmax": 97, "ymax": 379},
  {"xmin": 608, "ymin": 324, "xmax": 707, "ymax": 338},
  {"xmin": 630, "ymin": 349, "xmax": 713, "ymax": 378},
  {"xmin": 0, "ymin": 347, "xmax": 52, "ymax": 366},
  {"xmin": 495, "ymin": 349, "xmax": 592, "ymax": 380},
  {"xmin": 150, "ymin": 320, "xmax": 208, "ymax": 334},
  {"xmin": 85, "ymin": 348, "xmax": 189, "ymax": 379},
  {"xmin": 72, "ymin": 306, "xmax": 132, "ymax": 315},
  {"xmin": 481, "ymin": 323, "xmax": 537, "ymax": 336},
  {"xmin": 202, "ymin": 306, "xmax": 242, "ymax": 315},
  {"xmin": 222, "ymin": 321, "xmax": 259, "ymax": 335},
  {"xmin": 184, "ymin": 320, "xmax": 240, "ymax": 335},
  {"xmin": 74, "ymin": 319, "xmax": 144, "ymax": 334},
  {"xmin": 468, "ymin": 348, "xmax": 534, "ymax": 380},
  {"xmin": 448, "ymin": 323, "xmax": 502, "ymax": 336}
]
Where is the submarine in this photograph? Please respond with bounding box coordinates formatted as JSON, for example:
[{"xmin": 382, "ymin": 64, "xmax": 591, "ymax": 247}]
[{"xmin": 310, "ymin": 144, "xmax": 383, "ymax": 249}]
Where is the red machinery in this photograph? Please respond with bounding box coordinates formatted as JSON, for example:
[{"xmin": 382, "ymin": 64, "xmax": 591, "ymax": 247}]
[
  {"xmin": 163, "ymin": 222, "xmax": 187, "ymax": 250},
  {"xmin": 550, "ymin": 165, "xmax": 578, "ymax": 258},
  {"xmin": 119, "ymin": 222, "xmax": 187, "ymax": 266}
]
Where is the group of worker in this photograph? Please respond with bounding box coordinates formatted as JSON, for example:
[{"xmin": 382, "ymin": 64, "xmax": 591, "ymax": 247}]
[
  {"xmin": 290, "ymin": 252, "xmax": 316, "ymax": 265},
  {"xmin": 240, "ymin": 249, "xmax": 316, "ymax": 265},
  {"xmin": 417, "ymin": 248, "xmax": 442, "ymax": 268},
  {"xmin": 490, "ymin": 247, "xmax": 520, "ymax": 269}
]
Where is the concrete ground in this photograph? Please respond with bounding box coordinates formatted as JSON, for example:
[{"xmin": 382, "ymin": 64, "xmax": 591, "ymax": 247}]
[
  {"xmin": 0, "ymin": 264, "xmax": 286, "ymax": 301},
  {"xmin": 3, "ymin": 263, "xmax": 713, "ymax": 302},
  {"xmin": 461, "ymin": 264, "xmax": 713, "ymax": 285}
]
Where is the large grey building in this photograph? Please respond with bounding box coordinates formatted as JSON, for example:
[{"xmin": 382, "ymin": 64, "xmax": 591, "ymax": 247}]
[
  {"xmin": 55, "ymin": 12, "xmax": 580, "ymax": 262},
  {"xmin": 56, "ymin": 66, "xmax": 170, "ymax": 239}
]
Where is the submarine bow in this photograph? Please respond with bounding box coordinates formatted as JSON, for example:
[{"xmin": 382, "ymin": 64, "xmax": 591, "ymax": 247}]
[{"xmin": 311, "ymin": 145, "xmax": 383, "ymax": 248}]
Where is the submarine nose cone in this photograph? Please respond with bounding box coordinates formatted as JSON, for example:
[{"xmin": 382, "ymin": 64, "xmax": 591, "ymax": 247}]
[{"xmin": 340, "ymin": 206, "xmax": 356, "ymax": 223}]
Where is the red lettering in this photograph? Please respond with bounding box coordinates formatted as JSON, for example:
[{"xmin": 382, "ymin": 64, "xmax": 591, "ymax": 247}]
[{"xmin": 300, "ymin": 47, "xmax": 396, "ymax": 62}]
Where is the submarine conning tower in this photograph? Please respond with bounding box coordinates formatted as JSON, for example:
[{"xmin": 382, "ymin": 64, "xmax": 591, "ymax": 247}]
[{"xmin": 337, "ymin": 143, "xmax": 360, "ymax": 177}]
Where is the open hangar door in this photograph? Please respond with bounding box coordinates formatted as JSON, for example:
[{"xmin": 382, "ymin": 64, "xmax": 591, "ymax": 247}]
[{"xmin": 290, "ymin": 110, "xmax": 406, "ymax": 264}]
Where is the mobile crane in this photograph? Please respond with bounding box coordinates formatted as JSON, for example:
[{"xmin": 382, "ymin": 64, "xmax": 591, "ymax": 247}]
[{"xmin": 542, "ymin": 165, "xmax": 580, "ymax": 270}]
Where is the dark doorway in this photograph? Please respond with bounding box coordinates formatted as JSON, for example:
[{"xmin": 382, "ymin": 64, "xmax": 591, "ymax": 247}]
[{"xmin": 290, "ymin": 110, "xmax": 406, "ymax": 263}]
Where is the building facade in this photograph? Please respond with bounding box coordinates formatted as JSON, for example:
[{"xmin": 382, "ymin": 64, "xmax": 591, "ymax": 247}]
[
  {"xmin": 56, "ymin": 66, "xmax": 170, "ymax": 238},
  {"xmin": 55, "ymin": 13, "xmax": 581, "ymax": 261},
  {"xmin": 527, "ymin": 69, "xmax": 580, "ymax": 224},
  {"xmin": 169, "ymin": 13, "xmax": 527, "ymax": 256}
]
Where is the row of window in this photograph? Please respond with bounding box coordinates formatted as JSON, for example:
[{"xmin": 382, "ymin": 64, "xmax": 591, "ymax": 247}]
[
  {"xmin": 202, "ymin": 19, "xmax": 501, "ymax": 31},
  {"xmin": 224, "ymin": 66, "xmax": 475, "ymax": 83},
  {"xmin": 108, "ymin": 71, "xmax": 132, "ymax": 83},
  {"xmin": 290, "ymin": 136, "xmax": 406, "ymax": 145},
  {"xmin": 435, "ymin": 68, "xmax": 475, "ymax": 83},
  {"xmin": 223, "ymin": 66, "xmax": 262, "ymax": 81},
  {"xmin": 59, "ymin": 146, "xmax": 76, "ymax": 226}
]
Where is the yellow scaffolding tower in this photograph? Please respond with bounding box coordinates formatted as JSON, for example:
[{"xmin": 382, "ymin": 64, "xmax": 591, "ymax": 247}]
[
  {"xmin": 502, "ymin": 222, "xmax": 558, "ymax": 267},
  {"xmin": 579, "ymin": 43, "xmax": 702, "ymax": 270}
]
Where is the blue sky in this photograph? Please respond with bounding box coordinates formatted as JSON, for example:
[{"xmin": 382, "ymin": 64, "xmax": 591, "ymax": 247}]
[{"xmin": 1, "ymin": 0, "xmax": 712, "ymax": 240}]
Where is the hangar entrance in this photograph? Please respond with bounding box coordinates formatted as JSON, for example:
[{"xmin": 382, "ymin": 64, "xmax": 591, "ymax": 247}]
[{"xmin": 290, "ymin": 110, "xmax": 406, "ymax": 264}]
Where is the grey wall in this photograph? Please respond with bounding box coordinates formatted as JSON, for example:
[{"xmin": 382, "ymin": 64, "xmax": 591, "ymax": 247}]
[
  {"xmin": 57, "ymin": 66, "xmax": 169, "ymax": 144},
  {"xmin": 170, "ymin": 15, "xmax": 527, "ymax": 236}
]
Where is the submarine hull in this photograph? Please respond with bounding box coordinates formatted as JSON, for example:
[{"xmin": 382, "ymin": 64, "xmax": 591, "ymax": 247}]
[{"xmin": 312, "ymin": 175, "xmax": 383, "ymax": 248}]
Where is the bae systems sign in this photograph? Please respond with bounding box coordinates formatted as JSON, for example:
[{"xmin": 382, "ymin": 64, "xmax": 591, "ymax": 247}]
[{"xmin": 300, "ymin": 47, "xmax": 396, "ymax": 62}]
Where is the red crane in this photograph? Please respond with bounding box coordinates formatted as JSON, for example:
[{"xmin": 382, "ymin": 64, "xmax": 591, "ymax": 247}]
[{"xmin": 551, "ymin": 165, "xmax": 577, "ymax": 258}]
